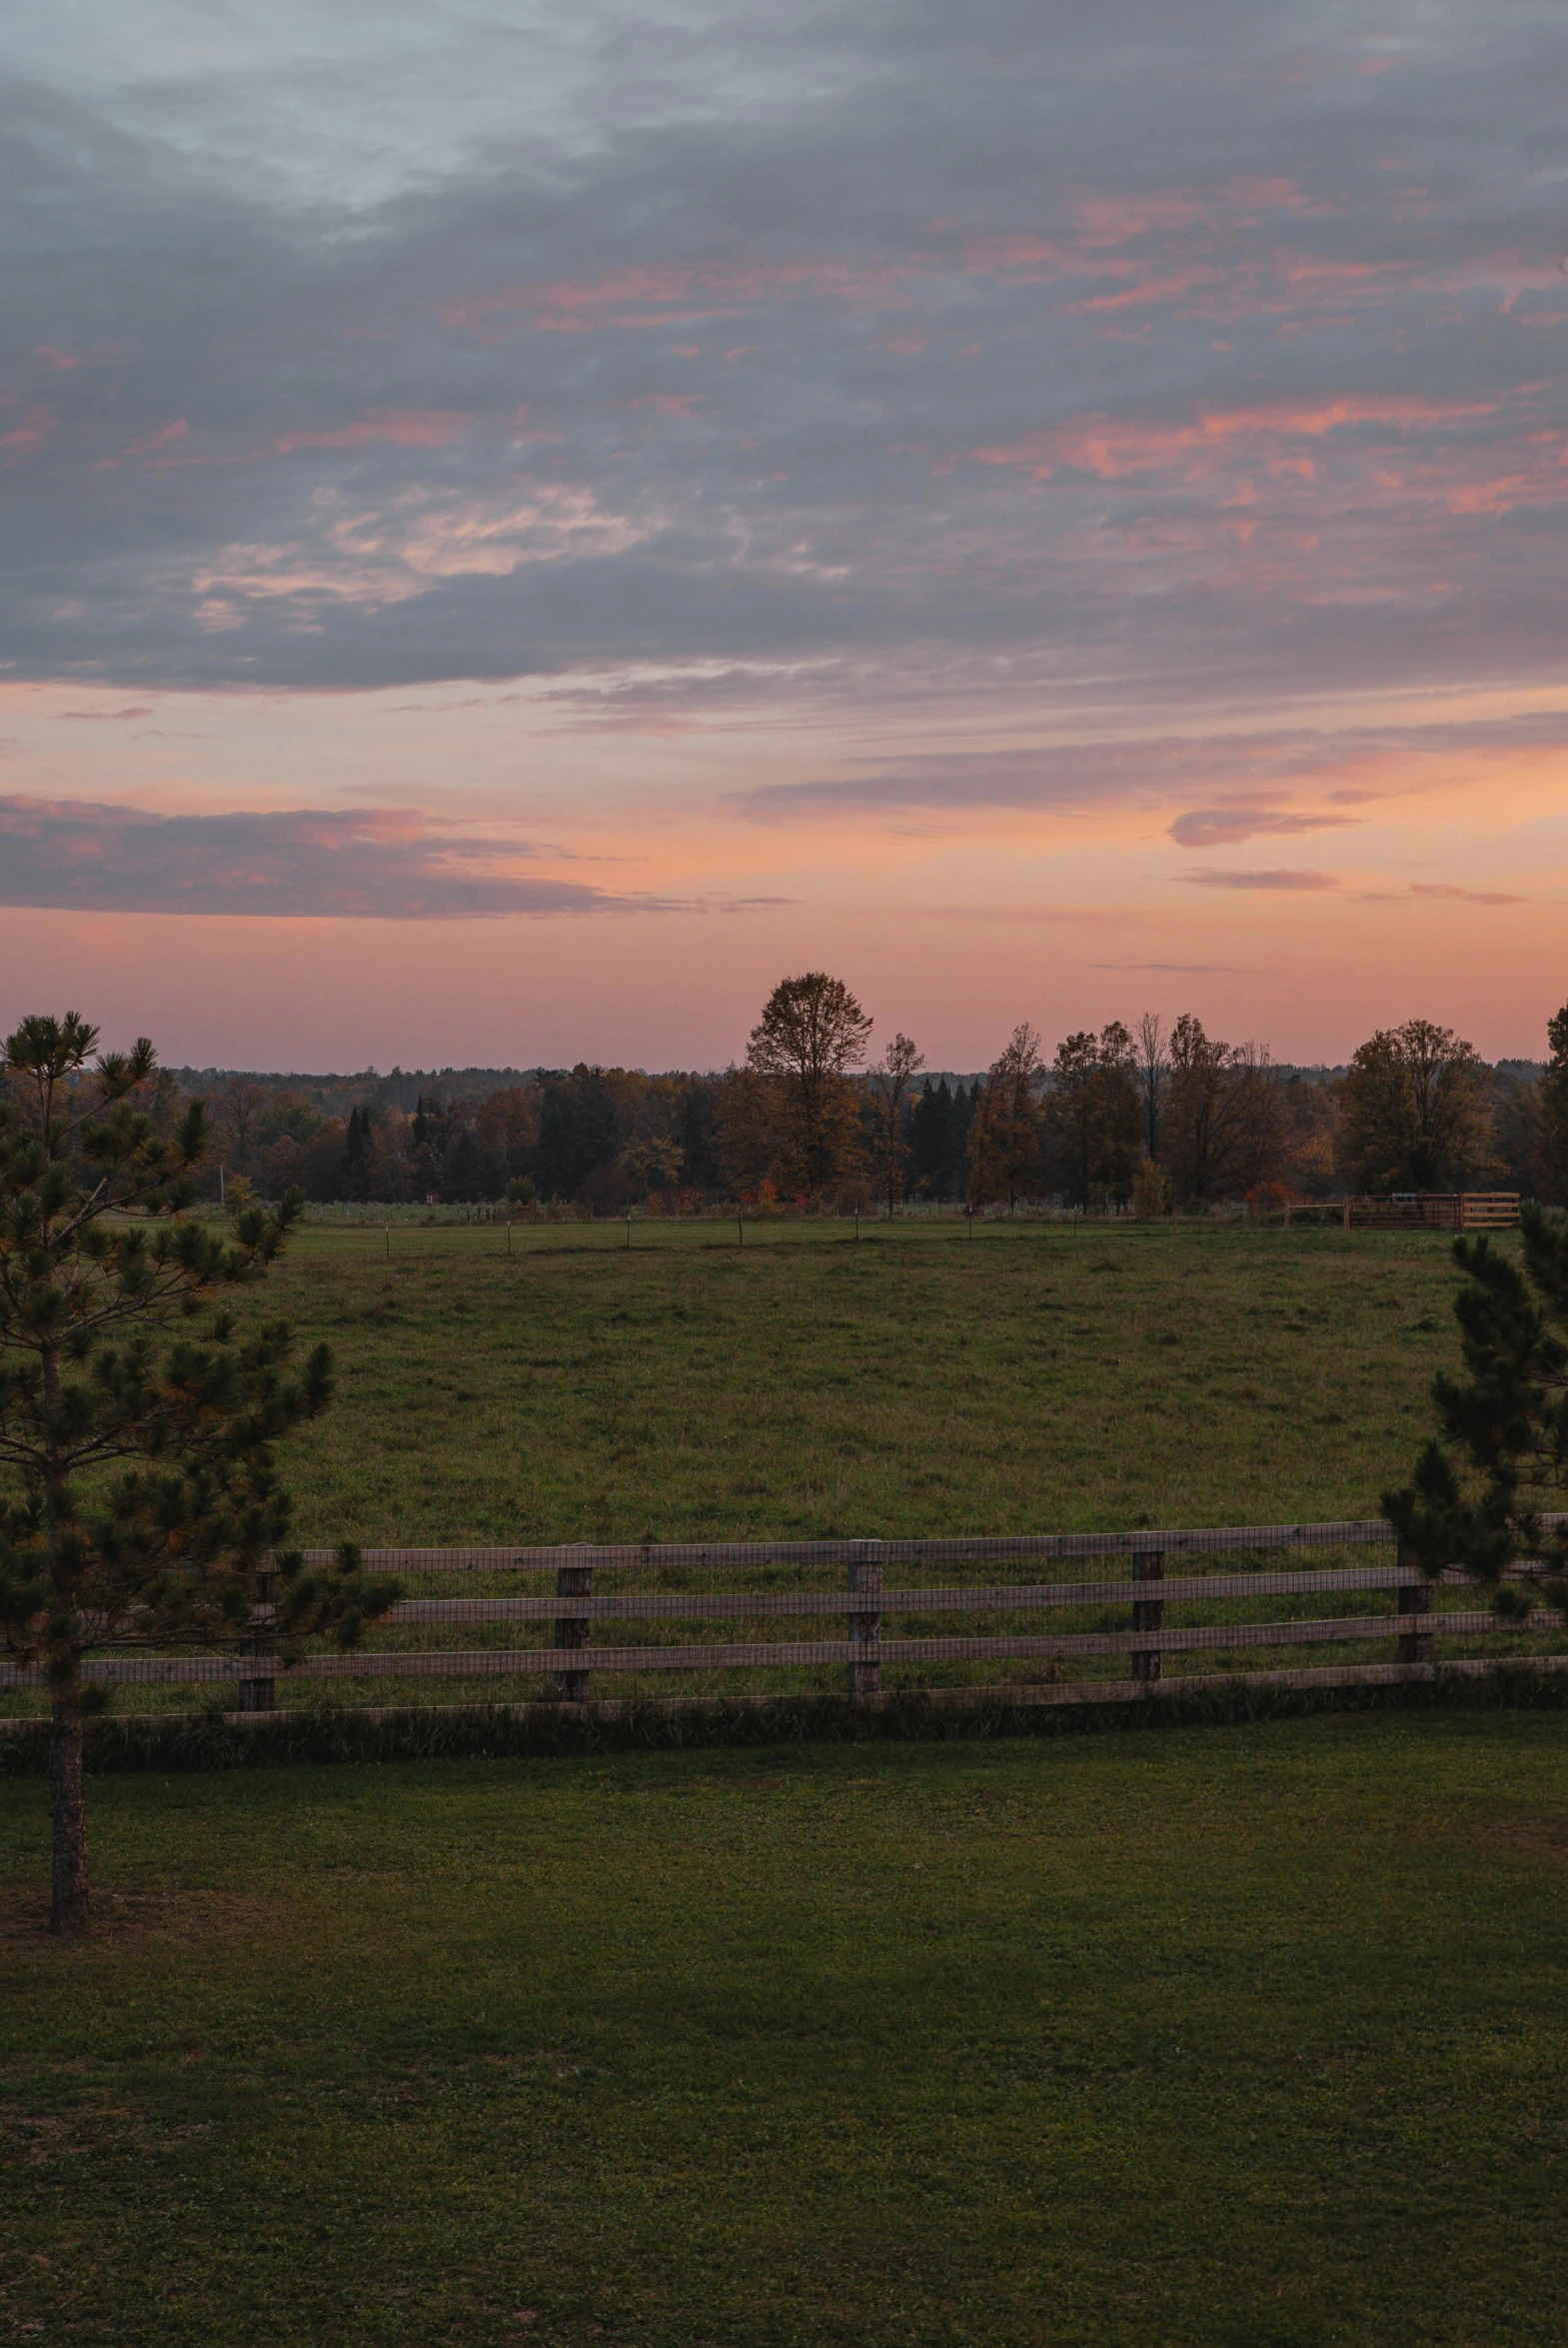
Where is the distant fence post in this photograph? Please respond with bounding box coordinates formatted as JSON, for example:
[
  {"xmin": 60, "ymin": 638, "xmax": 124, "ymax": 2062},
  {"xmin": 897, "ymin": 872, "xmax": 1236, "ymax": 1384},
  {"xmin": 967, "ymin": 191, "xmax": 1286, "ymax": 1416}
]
[
  {"xmin": 1130, "ymin": 1550, "xmax": 1164, "ymax": 1683},
  {"xmin": 238, "ymin": 1564, "xmax": 278, "ymax": 1713},
  {"xmin": 554, "ymin": 1552, "xmax": 594, "ymax": 1700},
  {"xmin": 847, "ymin": 1542, "xmax": 882, "ymax": 1699},
  {"xmin": 1396, "ymin": 1550, "xmax": 1434, "ymax": 1666}
]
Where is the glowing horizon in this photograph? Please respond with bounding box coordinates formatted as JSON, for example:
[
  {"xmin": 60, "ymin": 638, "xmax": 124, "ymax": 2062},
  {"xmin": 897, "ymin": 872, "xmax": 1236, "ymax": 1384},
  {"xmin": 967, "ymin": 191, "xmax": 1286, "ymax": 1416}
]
[{"xmin": 3, "ymin": 2, "xmax": 1565, "ymax": 1070}]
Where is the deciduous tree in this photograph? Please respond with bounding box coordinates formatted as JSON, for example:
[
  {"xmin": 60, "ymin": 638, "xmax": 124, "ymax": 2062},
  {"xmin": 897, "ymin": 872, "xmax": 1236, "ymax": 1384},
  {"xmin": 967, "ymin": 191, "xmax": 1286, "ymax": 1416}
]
[
  {"xmin": 745, "ymin": 974, "xmax": 873, "ymax": 1199},
  {"xmin": 0, "ymin": 1015, "xmax": 396, "ymax": 1936},
  {"xmin": 1136, "ymin": 1012, "xmax": 1167, "ymax": 1162},
  {"xmin": 1161, "ymin": 1016, "xmax": 1282, "ymax": 1204},
  {"xmin": 1533, "ymin": 1002, "xmax": 1568, "ymax": 1203},
  {"xmin": 867, "ymin": 1034, "xmax": 926, "ymax": 1211},
  {"xmin": 967, "ymin": 1025, "xmax": 1044, "ymax": 1210},
  {"xmin": 1043, "ymin": 1023, "xmax": 1141, "ymax": 1206},
  {"xmin": 1338, "ymin": 1019, "xmax": 1493, "ymax": 1192}
]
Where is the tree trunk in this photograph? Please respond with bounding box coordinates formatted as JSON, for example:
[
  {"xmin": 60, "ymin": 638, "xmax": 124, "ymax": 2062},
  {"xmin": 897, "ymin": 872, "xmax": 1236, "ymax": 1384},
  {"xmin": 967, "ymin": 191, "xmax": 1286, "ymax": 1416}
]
[{"xmin": 49, "ymin": 1672, "xmax": 89, "ymax": 1937}]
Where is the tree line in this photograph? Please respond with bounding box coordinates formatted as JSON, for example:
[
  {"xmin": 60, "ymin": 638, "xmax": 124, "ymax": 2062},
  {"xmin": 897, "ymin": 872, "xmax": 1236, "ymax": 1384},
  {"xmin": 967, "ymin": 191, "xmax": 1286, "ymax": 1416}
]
[{"xmin": 129, "ymin": 976, "xmax": 1568, "ymax": 1211}]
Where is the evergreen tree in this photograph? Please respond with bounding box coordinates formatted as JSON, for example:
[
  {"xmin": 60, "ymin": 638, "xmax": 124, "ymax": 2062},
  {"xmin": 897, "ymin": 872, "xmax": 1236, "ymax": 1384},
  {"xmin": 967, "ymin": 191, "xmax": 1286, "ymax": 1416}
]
[
  {"xmin": 944, "ymin": 1082, "xmax": 975, "ymax": 1201},
  {"xmin": 677, "ymin": 1078, "xmax": 720, "ymax": 1191},
  {"xmin": 341, "ymin": 1105, "xmax": 370, "ymax": 1201},
  {"xmin": 441, "ymin": 1124, "xmax": 488, "ymax": 1203},
  {"xmin": 533, "ymin": 1066, "xmax": 619, "ymax": 1200},
  {"xmin": 1385, "ymin": 1207, "xmax": 1568, "ymax": 1628},
  {"xmin": 0, "ymin": 1015, "xmax": 398, "ymax": 1935},
  {"xmin": 910, "ymin": 1078, "xmax": 949, "ymax": 1196}
]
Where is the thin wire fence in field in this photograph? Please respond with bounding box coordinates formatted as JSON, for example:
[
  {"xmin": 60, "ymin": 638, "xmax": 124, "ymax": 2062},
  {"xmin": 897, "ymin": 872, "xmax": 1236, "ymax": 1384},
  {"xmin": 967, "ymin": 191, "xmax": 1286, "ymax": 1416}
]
[{"xmin": 3, "ymin": 1516, "xmax": 1564, "ymax": 1725}]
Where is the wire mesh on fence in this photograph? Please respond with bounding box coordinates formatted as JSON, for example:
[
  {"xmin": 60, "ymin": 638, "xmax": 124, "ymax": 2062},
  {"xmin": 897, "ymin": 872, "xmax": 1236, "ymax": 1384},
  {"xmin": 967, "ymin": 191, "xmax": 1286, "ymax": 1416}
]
[{"xmin": 3, "ymin": 1514, "xmax": 1567, "ymax": 1721}]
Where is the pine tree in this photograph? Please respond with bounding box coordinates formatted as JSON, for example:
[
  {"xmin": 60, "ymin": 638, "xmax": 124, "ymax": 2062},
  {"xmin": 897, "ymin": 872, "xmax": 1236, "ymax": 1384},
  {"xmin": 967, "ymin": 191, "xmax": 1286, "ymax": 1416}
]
[
  {"xmin": 0, "ymin": 1015, "xmax": 398, "ymax": 1935},
  {"xmin": 945, "ymin": 1082, "xmax": 975, "ymax": 1201},
  {"xmin": 1384, "ymin": 1207, "xmax": 1568, "ymax": 1628},
  {"xmin": 910, "ymin": 1078, "xmax": 949, "ymax": 1197}
]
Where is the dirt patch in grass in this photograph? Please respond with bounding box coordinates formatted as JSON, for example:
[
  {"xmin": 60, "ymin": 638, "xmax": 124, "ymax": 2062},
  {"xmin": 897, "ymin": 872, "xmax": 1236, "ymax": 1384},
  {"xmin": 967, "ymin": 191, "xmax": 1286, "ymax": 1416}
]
[{"xmin": 0, "ymin": 1884, "xmax": 278, "ymax": 1944}]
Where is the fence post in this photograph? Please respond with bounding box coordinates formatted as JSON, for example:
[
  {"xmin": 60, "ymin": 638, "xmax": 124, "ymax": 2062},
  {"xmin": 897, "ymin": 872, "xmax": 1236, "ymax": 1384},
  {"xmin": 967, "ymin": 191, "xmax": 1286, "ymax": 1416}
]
[
  {"xmin": 554, "ymin": 1552, "xmax": 594, "ymax": 1700},
  {"xmin": 847, "ymin": 1542, "xmax": 882, "ymax": 1700},
  {"xmin": 1130, "ymin": 1550, "xmax": 1164, "ymax": 1683},
  {"xmin": 1396, "ymin": 1550, "xmax": 1434, "ymax": 1667},
  {"xmin": 238, "ymin": 1563, "xmax": 278, "ymax": 1713}
]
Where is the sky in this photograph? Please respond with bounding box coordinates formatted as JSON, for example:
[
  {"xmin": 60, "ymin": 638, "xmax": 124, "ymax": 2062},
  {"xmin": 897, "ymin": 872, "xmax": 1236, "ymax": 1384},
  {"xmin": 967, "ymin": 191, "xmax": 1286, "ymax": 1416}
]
[{"xmin": 2, "ymin": 0, "xmax": 1566, "ymax": 1072}]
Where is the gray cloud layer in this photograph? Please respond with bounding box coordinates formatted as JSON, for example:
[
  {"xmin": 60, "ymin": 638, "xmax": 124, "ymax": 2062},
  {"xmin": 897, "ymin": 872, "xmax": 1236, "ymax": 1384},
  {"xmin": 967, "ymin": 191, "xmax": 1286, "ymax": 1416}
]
[
  {"xmin": 2, "ymin": 0, "xmax": 1565, "ymax": 709},
  {"xmin": 0, "ymin": 797, "xmax": 685, "ymax": 917}
]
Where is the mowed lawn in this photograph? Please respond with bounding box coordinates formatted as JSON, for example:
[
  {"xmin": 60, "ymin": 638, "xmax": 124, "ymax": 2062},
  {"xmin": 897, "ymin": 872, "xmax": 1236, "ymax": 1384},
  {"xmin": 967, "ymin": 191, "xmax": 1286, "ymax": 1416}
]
[
  {"xmin": 6, "ymin": 1221, "xmax": 1566, "ymax": 2345},
  {"xmin": 4, "ymin": 1714, "xmax": 1568, "ymax": 2346},
  {"xmin": 266, "ymin": 1218, "xmax": 1470, "ymax": 1543}
]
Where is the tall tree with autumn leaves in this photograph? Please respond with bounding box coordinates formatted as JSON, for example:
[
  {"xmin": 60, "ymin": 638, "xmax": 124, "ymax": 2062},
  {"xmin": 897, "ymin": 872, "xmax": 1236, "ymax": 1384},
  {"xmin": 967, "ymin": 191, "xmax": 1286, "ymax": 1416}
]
[{"xmin": 742, "ymin": 973, "xmax": 874, "ymax": 1200}]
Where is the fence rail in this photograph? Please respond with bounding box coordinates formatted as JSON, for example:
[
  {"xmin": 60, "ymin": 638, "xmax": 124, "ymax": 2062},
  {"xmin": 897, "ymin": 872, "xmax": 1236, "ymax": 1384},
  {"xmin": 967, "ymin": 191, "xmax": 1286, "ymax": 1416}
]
[
  {"xmin": 1344, "ymin": 1192, "xmax": 1519, "ymax": 1230},
  {"xmin": 2, "ymin": 1512, "xmax": 1566, "ymax": 1719}
]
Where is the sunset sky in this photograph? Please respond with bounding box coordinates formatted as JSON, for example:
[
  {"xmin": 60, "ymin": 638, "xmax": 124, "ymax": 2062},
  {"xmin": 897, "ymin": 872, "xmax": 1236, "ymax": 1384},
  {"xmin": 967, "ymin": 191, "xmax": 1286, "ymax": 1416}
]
[{"xmin": 3, "ymin": 0, "xmax": 1566, "ymax": 1072}]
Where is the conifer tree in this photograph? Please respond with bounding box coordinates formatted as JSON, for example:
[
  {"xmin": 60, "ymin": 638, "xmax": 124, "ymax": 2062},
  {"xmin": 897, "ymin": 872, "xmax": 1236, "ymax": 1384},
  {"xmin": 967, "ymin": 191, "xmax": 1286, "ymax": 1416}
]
[
  {"xmin": 1384, "ymin": 1206, "xmax": 1568, "ymax": 1624},
  {"xmin": 0, "ymin": 1015, "xmax": 398, "ymax": 1936},
  {"xmin": 910, "ymin": 1078, "xmax": 948, "ymax": 1197}
]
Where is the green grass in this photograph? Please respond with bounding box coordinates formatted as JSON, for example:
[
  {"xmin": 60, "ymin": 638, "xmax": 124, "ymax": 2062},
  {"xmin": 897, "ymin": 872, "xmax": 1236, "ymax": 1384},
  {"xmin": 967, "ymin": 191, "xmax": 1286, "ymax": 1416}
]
[
  {"xmin": 7, "ymin": 1218, "xmax": 1544, "ymax": 1722},
  {"xmin": 4, "ymin": 1711, "xmax": 1568, "ymax": 2345},
  {"xmin": 265, "ymin": 1219, "xmax": 1467, "ymax": 1544}
]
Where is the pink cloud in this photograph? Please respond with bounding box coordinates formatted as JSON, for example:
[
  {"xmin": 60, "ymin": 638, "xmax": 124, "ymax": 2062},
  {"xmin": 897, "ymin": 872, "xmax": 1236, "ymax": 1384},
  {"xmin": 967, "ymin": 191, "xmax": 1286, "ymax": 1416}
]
[
  {"xmin": 127, "ymin": 420, "xmax": 189, "ymax": 457},
  {"xmin": 0, "ymin": 406, "xmax": 54, "ymax": 460},
  {"xmin": 32, "ymin": 345, "xmax": 119, "ymax": 371},
  {"xmin": 272, "ymin": 409, "xmax": 474, "ymax": 455},
  {"xmin": 965, "ymin": 393, "xmax": 1505, "ymax": 482},
  {"xmin": 438, "ymin": 257, "xmax": 930, "ymax": 339},
  {"xmin": 625, "ymin": 393, "xmax": 706, "ymax": 416}
]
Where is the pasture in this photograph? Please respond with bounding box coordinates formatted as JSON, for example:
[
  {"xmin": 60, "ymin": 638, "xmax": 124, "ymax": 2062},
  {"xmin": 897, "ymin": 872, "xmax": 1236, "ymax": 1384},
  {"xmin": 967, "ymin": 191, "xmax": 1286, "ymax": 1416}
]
[
  {"xmin": 0, "ymin": 1217, "xmax": 1527, "ymax": 1721},
  {"xmin": 267, "ymin": 1216, "xmax": 1459, "ymax": 1544},
  {"xmin": 5, "ymin": 1219, "xmax": 1568, "ymax": 2345}
]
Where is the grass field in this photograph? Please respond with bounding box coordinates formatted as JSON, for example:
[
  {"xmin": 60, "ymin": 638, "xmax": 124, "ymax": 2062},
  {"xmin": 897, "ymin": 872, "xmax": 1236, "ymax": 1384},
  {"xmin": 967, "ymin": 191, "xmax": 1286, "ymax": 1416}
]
[
  {"xmin": 4, "ymin": 1710, "xmax": 1568, "ymax": 2346},
  {"xmin": 5, "ymin": 1217, "xmax": 1544, "ymax": 1722},
  {"xmin": 266, "ymin": 1218, "xmax": 1467, "ymax": 1544},
  {"xmin": 5, "ymin": 1223, "xmax": 1568, "ymax": 2342}
]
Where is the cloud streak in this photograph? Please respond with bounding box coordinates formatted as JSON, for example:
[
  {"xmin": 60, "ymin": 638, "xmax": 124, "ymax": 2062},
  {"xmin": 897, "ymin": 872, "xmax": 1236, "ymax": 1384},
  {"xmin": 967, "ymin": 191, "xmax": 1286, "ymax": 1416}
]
[
  {"xmin": 1181, "ymin": 868, "xmax": 1343, "ymax": 892},
  {"xmin": 0, "ymin": 798, "xmax": 690, "ymax": 919}
]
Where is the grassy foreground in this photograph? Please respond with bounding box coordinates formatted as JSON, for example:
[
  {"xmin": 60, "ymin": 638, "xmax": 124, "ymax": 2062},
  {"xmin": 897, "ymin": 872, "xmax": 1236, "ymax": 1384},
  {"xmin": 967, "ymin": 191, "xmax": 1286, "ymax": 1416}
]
[
  {"xmin": 265, "ymin": 1218, "xmax": 1466, "ymax": 1543},
  {"xmin": 4, "ymin": 1709, "xmax": 1568, "ymax": 2346}
]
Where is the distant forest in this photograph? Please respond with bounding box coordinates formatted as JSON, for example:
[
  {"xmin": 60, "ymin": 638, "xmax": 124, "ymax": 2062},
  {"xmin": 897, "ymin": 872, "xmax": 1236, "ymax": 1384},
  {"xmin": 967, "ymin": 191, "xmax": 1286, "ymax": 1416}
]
[{"xmin": 139, "ymin": 979, "xmax": 1566, "ymax": 1213}]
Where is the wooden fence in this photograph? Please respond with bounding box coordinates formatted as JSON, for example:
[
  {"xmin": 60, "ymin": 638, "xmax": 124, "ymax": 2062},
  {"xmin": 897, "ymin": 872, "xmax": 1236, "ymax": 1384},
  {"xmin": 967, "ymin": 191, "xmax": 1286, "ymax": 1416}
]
[
  {"xmin": 3, "ymin": 1516, "xmax": 1565, "ymax": 1722},
  {"xmin": 1341, "ymin": 1193, "xmax": 1519, "ymax": 1231}
]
